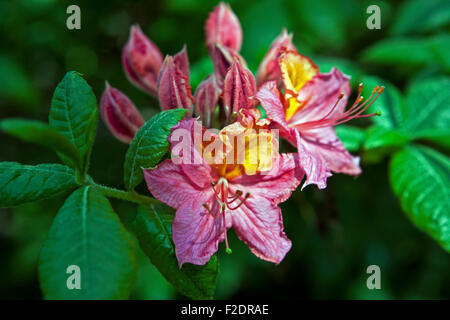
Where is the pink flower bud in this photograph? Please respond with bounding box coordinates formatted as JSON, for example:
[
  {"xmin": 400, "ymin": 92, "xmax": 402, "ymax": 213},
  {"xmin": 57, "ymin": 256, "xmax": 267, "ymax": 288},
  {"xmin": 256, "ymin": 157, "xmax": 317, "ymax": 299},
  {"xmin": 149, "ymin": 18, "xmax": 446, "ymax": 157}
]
[
  {"xmin": 100, "ymin": 82, "xmax": 145, "ymax": 143},
  {"xmin": 157, "ymin": 55, "xmax": 194, "ymax": 117},
  {"xmin": 222, "ymin": 59, "xmax": 257, "ymax": 122},
  {"xmin": 174, "ymin": 45, "xmax": 190, "ymax": 81},
  {"xmin": 194, "ymin": 75, "xmax": 221, "ymax": 128},
  {"xmin": 256, "ymin": 29, "xmax": 297, "ymax": 87},
  {"xmin": 211, "ymin": 43, "xmax": 246, "ymax": 87},
  {"xmin": 122, "ymin": 24, "xmax": 163, "ymax": 96},
  {"xmin": 205, "ymin": 2, "xmax": 242, "ymax": 52}
]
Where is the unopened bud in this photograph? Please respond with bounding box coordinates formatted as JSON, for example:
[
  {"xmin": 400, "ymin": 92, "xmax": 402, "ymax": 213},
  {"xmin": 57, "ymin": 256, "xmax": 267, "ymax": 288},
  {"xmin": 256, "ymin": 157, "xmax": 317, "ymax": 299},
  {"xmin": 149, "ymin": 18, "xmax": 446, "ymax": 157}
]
[
  {"xmin": 122, "ymin": 25, "xmax": 163, "ymax": 96},
  {"xmin": 222, "ymin": 59, "xmax": 256, "ymax": 122},
  {"xmin": 211, "ymin": 43, "xmax": 246, "ymax": 86},
  {"xmin": 194, "ymin": 75, "xmax": 220, "ymax": 128},
  {"xmin": 157, "ymin": 55, "xmax": 194, "ymax": 117},
  {"xmin": 100, "ymin": 82, "xmax": 144, "ymax": 143},
  {"xmin": 205, "ymin": 2, "xmax": 242, "ymax": 52}
]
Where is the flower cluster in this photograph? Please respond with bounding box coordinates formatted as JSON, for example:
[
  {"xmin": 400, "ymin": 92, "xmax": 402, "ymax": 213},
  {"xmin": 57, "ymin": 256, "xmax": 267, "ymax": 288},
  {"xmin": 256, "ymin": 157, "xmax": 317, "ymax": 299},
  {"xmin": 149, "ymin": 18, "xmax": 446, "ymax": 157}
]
[{"xmin": 101, "ymin": 2, "xmax": 382, "ymax": 266}]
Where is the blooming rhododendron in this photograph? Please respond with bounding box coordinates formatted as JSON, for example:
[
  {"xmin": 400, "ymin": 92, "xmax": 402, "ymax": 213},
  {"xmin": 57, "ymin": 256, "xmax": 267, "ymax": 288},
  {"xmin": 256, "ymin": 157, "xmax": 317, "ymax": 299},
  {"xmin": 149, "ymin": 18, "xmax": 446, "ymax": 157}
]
[
  {"xmin": 98, "ymin": 1, "xmax": 383, "ymax": 266},
  {"xmin": 144, "ymin": 119, "xmax": 301, "ymax": 266},
  {"xmin": 256, "ymin": 51, "xmax": 383, "ymax": 189}
]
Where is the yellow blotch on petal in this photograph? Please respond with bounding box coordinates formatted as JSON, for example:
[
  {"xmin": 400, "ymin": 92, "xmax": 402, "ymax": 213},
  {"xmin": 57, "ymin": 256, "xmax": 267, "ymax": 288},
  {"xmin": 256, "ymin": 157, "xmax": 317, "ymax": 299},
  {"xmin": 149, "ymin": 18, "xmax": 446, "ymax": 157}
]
[
  {"xmin": 280, "ymin": 51, "xmax": 318, "ymax": 121},
  {"xmin": 217, "ymin": 122, "xmax": 277, "ymax": 178}
]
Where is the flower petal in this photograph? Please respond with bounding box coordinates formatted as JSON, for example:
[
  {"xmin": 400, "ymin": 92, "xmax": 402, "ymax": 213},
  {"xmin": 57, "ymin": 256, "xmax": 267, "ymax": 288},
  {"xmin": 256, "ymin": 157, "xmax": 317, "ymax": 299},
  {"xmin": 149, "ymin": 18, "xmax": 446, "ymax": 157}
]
[
  {"xmin": 169, "ymin": 119, "xmax": 218, "ymax": 189},
  {"xmin": 255, "ymin": 81, "xmax": 290, "ymax": 130},
  {"xmin": 143, "ymin": 159, "xmax": 213, "ymax": 209},
  {"xmin": 231, "ymin": 195, "xmax": 291, "ymax": 264},
  {"xmin": 301, "ymin": 127, "xmax": 361, "ymax": 176},
  {"xmin": 289, "ymin": 67, "xmax": 351, "ymax": 126},
  {"xmin": 231, "ymin": 153, "xmax": 301, "ymax": 204},
  {"xmin": 293, "ymin": 128, "xmax": 330, "ymax": 190},
  {"xmin": 173, "ymin": 197, "xmax": 226, "ymax": 266}
]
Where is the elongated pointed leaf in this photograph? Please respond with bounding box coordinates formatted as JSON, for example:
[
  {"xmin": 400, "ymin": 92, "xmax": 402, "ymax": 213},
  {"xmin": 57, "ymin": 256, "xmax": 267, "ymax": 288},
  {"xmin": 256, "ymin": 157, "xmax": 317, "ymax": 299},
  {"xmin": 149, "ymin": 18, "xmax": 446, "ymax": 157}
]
[
  {"xmin": 0, "ymin": 118, "xmax": 81, "ymax": 169},
  {"xmin": 403, "ymin": 77, "xmax": 450, "ymax": 146},
  {"xmin": 0, "ymin": 162, "xmax": 78, "ymax": 208},
  {"xmin": 38, "ymin": 187, "xmax": 137, "ymax": 299},
  {"xmin": 124, "ymin": 109, "xmax": 186, "ymax": 190},
  {"xmin": 132, "ymin": 204, "xmax": 218, "ymax": 299},
  {"xmin": 49, "ymin": 71, "xmax": 98, "ymax": 173},
  {"xmin": 390, "ymin": 145, "xmax": 450, "ymax": 252}
]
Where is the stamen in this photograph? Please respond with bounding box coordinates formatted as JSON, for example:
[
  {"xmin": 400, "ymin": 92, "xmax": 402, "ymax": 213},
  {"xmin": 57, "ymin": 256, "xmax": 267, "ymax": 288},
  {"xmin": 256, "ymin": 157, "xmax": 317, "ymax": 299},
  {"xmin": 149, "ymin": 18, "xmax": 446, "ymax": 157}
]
[
  {"xmin": 223, "ymin": 211, "xmax": 232, "ymax": 254},
  {"xmin": 295, "ymin": 84, "xmax": 384, "ymax": 131},
  {"xmin": 227, "ymin": 190, "xmax": 243, "ymax": 204},
  {"xmin": 203, "ymin": 203, "xmax": 216, "ymax": 217},
  {"xmin": 228, "ymin": 192, "xmax": 250, "ymax": 210}
]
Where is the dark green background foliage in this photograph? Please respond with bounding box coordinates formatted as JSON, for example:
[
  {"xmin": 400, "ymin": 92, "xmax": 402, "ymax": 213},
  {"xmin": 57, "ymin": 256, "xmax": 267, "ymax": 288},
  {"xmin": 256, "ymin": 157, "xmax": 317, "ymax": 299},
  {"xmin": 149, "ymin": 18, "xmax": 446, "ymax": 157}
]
[{"xmin": 0, "ymin": 0, "xmax": 449, "ymax": 299}]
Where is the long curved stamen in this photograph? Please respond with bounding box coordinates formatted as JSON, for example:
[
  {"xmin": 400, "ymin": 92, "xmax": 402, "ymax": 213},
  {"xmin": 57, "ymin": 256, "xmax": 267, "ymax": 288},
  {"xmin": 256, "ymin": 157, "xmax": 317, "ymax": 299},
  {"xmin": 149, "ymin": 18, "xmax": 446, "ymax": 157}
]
[
  {"xmin": 227, "ymin": 192, "xmax": 250, "ymax": 210},
  {"xmin": 208, "ymin": 178, "xmax": 250, "ymax": 254},
  {"xmin": 296, "ymin": 84, "xmax": 384, "ymax": 130},
  {"xmin": 223, "ymin": 209, "xmax": 232, "ymax": 254}
]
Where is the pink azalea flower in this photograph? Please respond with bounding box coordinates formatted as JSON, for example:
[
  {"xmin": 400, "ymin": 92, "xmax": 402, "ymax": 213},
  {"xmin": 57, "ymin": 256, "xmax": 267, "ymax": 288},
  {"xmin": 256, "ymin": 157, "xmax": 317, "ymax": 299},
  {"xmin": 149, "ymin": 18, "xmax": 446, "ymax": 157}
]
[
  {"xmin": 143, "ymin": 118, "xmax": 302, "ymax": 266},
  {"xmin": 256, "ymin": 51, "xmax": 383, "ymax": 189}
]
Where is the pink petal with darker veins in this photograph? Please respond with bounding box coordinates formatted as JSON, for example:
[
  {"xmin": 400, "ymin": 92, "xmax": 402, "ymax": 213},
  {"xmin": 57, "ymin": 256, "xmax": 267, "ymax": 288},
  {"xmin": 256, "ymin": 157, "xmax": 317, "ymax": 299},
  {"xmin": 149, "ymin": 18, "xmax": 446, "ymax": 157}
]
[
  {"xmin": 255, "ymin": 81, "xmax": 290, "ymax": 130},
  {"xmin": 231, "ymin": 153, "xmax": 302, "ymax": 205},
  {"xmin": 173, "ymin": 196, "xmax": 227, "ymax": 266},
  {"xmin": 289, "ymin": 67, "xmax": 351, "ymax": 127},
  {"xmin": 300, "ymin": 127, "xmax": 361, "ymax": 176},
  {"xmin": 231, "ymin": 195, "xmax": 291, "ymax": 264},
  {"xmin": 256, "ymin": 29, "xmax": 297, "ymax": 87}
]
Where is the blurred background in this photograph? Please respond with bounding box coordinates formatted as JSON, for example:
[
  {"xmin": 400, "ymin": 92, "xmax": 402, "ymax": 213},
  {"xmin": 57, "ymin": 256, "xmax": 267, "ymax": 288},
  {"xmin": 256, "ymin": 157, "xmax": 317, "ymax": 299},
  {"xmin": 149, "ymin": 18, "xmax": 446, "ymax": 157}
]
[{"xmin": 0, "ymin": 0, "xmax": 449, "ymax": 299}]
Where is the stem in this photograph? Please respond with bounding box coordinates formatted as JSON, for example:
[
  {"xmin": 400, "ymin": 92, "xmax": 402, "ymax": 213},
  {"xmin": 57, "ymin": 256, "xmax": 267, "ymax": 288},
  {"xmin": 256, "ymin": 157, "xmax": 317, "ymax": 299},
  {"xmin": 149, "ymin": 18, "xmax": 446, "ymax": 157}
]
[{"xmin": 91, "ymin": 183, "xmax": 161, "ymax": 206}]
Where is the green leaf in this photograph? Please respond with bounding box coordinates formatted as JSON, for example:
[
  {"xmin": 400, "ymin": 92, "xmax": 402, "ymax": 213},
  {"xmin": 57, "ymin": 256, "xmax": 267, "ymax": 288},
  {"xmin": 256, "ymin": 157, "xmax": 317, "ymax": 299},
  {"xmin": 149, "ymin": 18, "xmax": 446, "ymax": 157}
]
[
  {"xmin": 360, "ymin": 75, "xmax": 406, "ymax": 129},
  {"xmin": 389, "ymin": 145, "xmax": 450, "ymax": 252},
  {"xmin": 364, "ymin": 126, "xmax": 410, "ymax": 150},
  {"xmin": 0, "ymin": 118, "xmax": 81, "ymax": 169},
  {"xmin": 0, "ymin": 162, "xmax": 78, "ymax": 208},
  {"xmin": 49, "ymin": 71, "xmax": 98, "ymax": 173},
  {"xmin": 335, "ymin": 125, "xmax": 366, "ymax": 152},
  {"xmin": 124, "ymin": 109, "xmax": 186, "ymax": 190},
  {"xmin": 391, "ymin": 0, "xmax": 450, "ymax": 36},
  {"xmin": 361, "ymin": 35, "xmax": 450, "ymax": 73},
  {"xmin": 38, "ymin": 187, "xmax": 137, "ymax": 299},
  {"xmin": 132, "ymin": 204, "xmax": 218, "ymax": 299},
  {"xmin": 403, "ymin": 77, "xmax": 450, "ymax": 147}
]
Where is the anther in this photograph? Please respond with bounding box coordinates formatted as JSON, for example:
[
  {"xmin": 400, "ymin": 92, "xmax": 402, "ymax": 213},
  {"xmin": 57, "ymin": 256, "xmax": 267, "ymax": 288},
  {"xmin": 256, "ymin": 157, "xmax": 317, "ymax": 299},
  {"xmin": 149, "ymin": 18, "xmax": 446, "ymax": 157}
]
[{"xmin": 203, "ymin": 203, "xmax": 215, "ymax": 216}]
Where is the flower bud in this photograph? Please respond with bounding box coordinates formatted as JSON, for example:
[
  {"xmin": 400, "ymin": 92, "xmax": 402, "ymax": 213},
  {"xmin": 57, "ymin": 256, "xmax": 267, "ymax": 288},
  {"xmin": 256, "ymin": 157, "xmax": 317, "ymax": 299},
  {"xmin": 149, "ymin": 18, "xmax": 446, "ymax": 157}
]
[
  {"xmin": 157, "ymin": 55, "xmax": 194, "ymax": 117},
  {"xmin": 256, "ymin": 29, "xmax": 297, "ymax": 87},
  {"xmin": 174, "ymin": 45, "xmax": 190, "ymax": 81},
  {"xmin": 194, "ymin": 75, "xmax": 220, "ymax": 128},
  {"xmin": 211, "ymin": 43, "xmax": 246, "ymax": 86},
  {"xmin": 222, "ymin": 59, "xmax": 257, "ymax": 122},
  {"xmin": 205, "ymin": 2, "xmax": 242, "ymax": 52},
  {"xmin": 122, "ymin": 24, "xmax": 163, "ymax": 96},
  {"xmin": 100, "ymin": 82, "xmax": 144, "ymax": 143}
]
